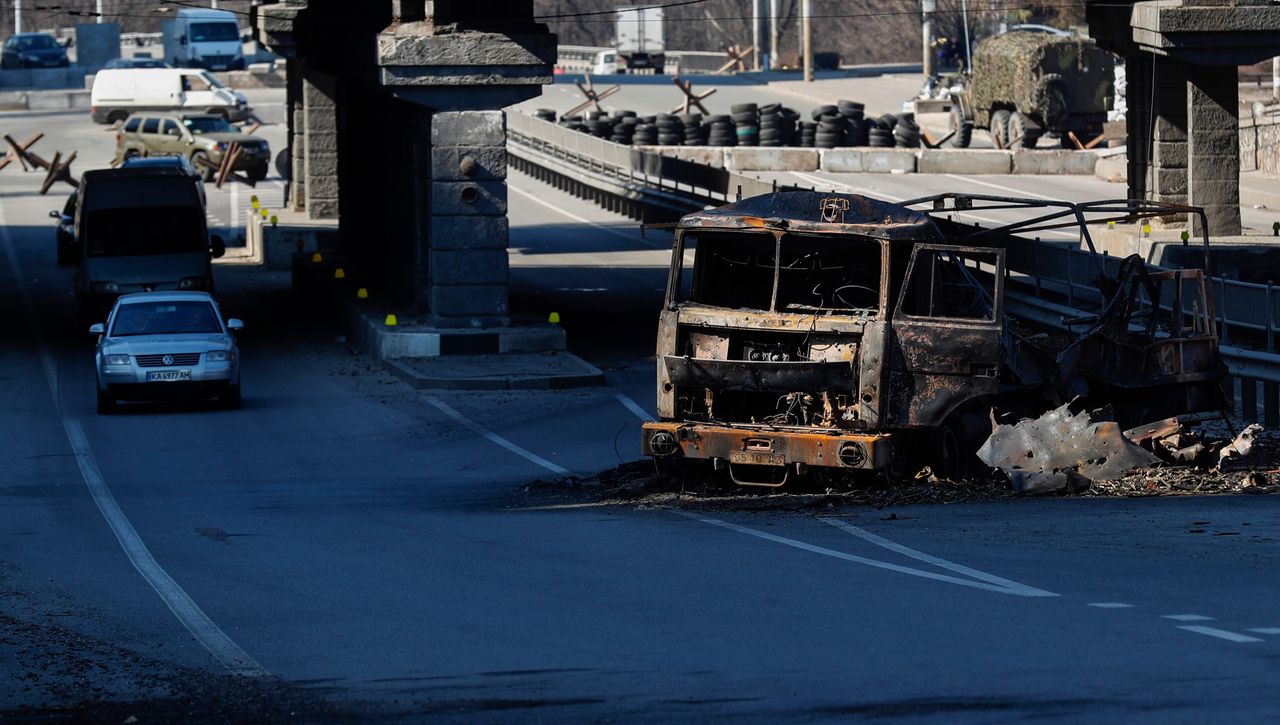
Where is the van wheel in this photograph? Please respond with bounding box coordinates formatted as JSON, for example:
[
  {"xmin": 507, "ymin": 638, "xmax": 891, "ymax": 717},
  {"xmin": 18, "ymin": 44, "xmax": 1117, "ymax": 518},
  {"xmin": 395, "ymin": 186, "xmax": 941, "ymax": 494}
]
[
  {"xmin": 106, "ymin": 110, "xmax": 128, "ymax": 125},
  {"xmin": 191, "ymin": 151, "xmax": 215, "ymax": 182}
]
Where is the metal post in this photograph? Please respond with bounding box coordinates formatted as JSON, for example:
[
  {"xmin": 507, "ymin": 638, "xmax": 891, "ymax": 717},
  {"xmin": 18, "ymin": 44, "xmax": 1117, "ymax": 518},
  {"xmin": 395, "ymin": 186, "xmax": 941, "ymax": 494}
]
[
  {"xmin": 768, "ymin": 0, "xmax": 779, "ymax": 70},
  {"xmin": 960, "ymin": 0, "xmax": 972, "ymax": 72},
  {"xmin": 14, "ymin": 0, "xmax": 21, "ymax": 34},
  {"xmin": 752, "ymin": 0, "xmax": 762, "ymax": 71},
  {"xmin": 922, "ymin": 0, "xmax": 936, "ymax": 79},
  {"xmin": 97, "ymin": 0, "xmax": 104, "ymax": 23},
  {"xmin": 802, "ymin": 0, "xmax": 813, "ymax": 82},
  {"xmin": 1274, "ymin": 56, "xmax": 1279, "ymax": 100}
]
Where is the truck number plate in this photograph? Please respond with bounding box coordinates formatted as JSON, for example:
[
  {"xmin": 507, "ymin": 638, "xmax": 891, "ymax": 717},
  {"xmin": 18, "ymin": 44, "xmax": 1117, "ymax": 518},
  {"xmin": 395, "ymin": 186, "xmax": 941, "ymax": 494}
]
[{"xmin": 730, "ymin": 451, "xmax": 785, "ymax": 466}]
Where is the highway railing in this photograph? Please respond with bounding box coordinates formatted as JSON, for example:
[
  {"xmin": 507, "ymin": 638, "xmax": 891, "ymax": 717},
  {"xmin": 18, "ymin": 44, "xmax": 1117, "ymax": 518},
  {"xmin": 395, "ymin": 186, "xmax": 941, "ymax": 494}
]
[{"xmin": 507, "ymin": 111, "xmax": 1280, "ymax": 424}]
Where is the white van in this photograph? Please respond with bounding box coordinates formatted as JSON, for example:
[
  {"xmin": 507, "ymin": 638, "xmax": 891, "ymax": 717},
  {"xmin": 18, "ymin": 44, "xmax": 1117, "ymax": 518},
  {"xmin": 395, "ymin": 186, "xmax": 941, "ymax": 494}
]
[
  {"xmin": 592, "ymin": 50, "xmax": 619, "ymax": 75},
  {"xmin": 90, "ymin": 68, "xmax": 250, "ymax": 125},
  {"xmin": 162, "ymin": 8, "xmax": 245, "ymax": 71}
]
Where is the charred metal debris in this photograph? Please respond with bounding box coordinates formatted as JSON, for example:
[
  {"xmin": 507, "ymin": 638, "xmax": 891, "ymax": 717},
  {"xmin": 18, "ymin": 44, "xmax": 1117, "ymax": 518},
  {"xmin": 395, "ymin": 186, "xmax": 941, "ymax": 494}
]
[{"xmin": 641, "ymin": 190, "xmax": 1238, "ymax": 492}]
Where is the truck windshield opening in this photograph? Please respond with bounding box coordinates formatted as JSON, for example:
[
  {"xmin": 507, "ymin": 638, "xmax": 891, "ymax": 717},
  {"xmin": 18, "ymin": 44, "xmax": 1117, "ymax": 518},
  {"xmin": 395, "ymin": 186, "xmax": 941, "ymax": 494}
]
[{"xmin": 86, "ymin": 207, "xmax": 207, "ymax": 257}]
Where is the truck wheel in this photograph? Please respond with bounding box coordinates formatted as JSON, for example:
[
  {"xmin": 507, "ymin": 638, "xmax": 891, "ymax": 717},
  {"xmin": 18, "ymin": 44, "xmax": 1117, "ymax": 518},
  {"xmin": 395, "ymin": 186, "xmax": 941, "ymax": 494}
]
[
  {"xmin": 1008, "ymin": 111, "xmax": 1039, "ymax": 150},
  {"xmin": 990, "ymin": 109, "xmax": 1011, "ymax": 149},
  {"xmin": 947, "ymin": 104, "xmax": 973, "ymax": 148}
]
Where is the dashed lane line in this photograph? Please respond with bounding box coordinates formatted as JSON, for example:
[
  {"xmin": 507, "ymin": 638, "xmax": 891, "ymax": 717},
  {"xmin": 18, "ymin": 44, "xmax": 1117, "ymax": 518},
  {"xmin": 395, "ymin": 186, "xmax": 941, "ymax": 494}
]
[
  {"xmin": 675, "ymin": 511, "xmax": 1053, "ymax": 597},
  {"xmin": 614, "ymin": 393, "xmax": 652, "ymax": 422},
  {"xmin": 1249, "ymin": 628, "xmax": 1280, "ymax": 635},
  {"xmin": 0, "ymin": 209, "xmax": 267, "ymax": 677},
  {"xmin": 1177, "ymin": 626, "xmax": 1264, "ymax": 644},
  {"xmin": 426, "ymin": 396, "xmax": 570, "ymax": 476},
  {"xmin": 822, "ymin": 518, "xmax": 1057, "ymax": 598},
  {"xmin": 1088, "ymin": 602, "xmax": 1136, "ymax": 609},
  {"xmin": 1163, "ymin": 614, "xmax": 1215, "ymax": 622}
]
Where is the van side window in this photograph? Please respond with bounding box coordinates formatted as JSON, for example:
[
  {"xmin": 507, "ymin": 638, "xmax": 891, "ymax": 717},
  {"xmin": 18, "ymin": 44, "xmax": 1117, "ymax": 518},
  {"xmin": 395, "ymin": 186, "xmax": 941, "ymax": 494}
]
[
  {"xmin": 124, "ymin": 118, "xmax": 141, "ymax": 133},
  {"xmin": 141, "ymin": 118, "xmax": 159, "ymax": 135}
]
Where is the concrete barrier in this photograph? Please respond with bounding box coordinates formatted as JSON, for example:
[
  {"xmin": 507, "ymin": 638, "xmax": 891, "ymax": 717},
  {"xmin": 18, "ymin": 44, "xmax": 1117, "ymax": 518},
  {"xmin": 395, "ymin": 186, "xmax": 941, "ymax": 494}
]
[
  {"xmin": 640, "ymin": 145, "xmax": 726, "ymax": 167},
  {"xmin": 917, "ymin": 148, "xmax": 1012, "ymax": 174},
  {"xmin": 821, "ymin": 148, "xmax": 917, "ymax": 173},
  {"xmin": 0, "ymin": 88, "xmax": 91, "ymax": 111},
  {"xmin": 1094, "ymin": 156, "xmax": 1128, "ymax": 183},
  {"xmin": 1012, "ymin": 149, "xmax": 1100, "ymax": 175},
  {"xmin": 725, "ymin": 147, "xmax": 820, "ymax": 172}
]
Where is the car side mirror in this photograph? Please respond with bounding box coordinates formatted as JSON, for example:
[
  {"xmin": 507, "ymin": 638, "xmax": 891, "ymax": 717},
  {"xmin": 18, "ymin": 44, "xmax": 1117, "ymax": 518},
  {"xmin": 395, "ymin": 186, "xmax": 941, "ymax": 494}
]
[
  {"xmin": 226, "ymin": 319, "xmax": 244, "ymax": 332},
  {"xmin": 179, "ymin": 35, "xmax": 188, "ymax": 45},
  {"xmin": 210, "ymin": 234, "xmax": 225, "ymax": 258},
  {"xmin": 88, "ymin": 323, "xmax": 104, "ymax": 335},
  {"xmin": 49, "ymin": 210, "xmax": 60, "ymax": 218}
]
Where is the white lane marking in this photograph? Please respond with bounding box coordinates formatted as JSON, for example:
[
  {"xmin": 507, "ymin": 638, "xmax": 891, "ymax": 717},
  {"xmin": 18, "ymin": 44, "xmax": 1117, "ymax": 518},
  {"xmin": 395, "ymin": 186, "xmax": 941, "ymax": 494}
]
[
  {"xmin": 614, "ymin": 393, "xmax": 652, "ymax": 422},
  {"xmin": 1248, "ymin": 628, "xmax": 1280, "ymax": 635},
  {"xmin": 509, "ymin": 182, "xmax": 649, "ymax": 245},
  {"xmin": 1088, "ymin": 602, "xmax": 1135, "ymax": 609},
  {"xmin": 790, "ymin": 171, "xmax": 1076, "ymax": 240},
  {"xmin": 822, "ymin": 519, "xmax": 1057, "ymax": 597},
  {"xmin": 1163, "ymin": 614, "xmax": 1214, "ymax": 622},
  {"xmin": 0, "ymin": 213, "xmax": 266, "ymax": 677},
  {"xmin": 1177, "ymin": 626, "xmax": 1263, "ymax": 644},
  {"xmin": 426, "ymin": 396, "xmax": 570, "ymax": 476},
  {"xmin": 674, "ymin": 511, "xmax": 1053, "ymax": 597},
  {"xmin": 943, "ymin": 173, "xmax": 1054, "ymax": 200}
]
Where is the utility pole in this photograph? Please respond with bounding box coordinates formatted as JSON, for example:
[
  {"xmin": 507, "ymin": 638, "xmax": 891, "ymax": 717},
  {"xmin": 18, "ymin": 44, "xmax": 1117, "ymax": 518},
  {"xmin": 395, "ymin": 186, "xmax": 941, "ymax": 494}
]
[
  {"xmin": 14, "ymin": 0, "xmax": 21, "ymax": 34},
  {"xmin": 922, "ymin": 0, "xmax": 936, "ymax": 78},
  {"xmin": 752, "ymin": 0, "xmax": 762, "ymax": 71},
  {"xmin": 97, "ymin": 0, "xmax": 104, "ymax": 24},
  {"xmin": 1274, "ymin": 55, "xmax": 1279, "ymax": 100},
  {"xmin": 802, "ymin": 0, "xmax": 812, "ymax": 82},
  {"xmin": 768, "ymin": 0, "xmax": 778, "ymax": 70}
]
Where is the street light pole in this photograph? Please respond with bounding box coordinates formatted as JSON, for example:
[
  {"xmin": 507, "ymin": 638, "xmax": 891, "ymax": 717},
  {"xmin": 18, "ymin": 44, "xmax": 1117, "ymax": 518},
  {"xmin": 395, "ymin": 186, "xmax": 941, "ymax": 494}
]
[
  {"xmin": 751, "ymin": 0, "xmax": 761, "ymax": 71},
  {"xmin": 14, "ymin": 0, "xmax": 21, "ymax": 34},
  {"xmin": 97, "ymin": 0, "xmax": 104, "ymax": 24},
  {"xmin": 802, "ymin": 0, "xmax": 812, "ymax": 82},
  {"xmin": 922, "ymin": 0, "xmax": 936, "ymax": 79},
  {"xmin": 768, "ymin": 0, "xmax": 778, "ymax": 70}
]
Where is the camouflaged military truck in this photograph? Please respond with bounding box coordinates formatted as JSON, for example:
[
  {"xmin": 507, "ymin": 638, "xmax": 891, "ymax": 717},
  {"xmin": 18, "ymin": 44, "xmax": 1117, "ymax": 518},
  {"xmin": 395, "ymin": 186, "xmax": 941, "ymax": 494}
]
[{"xmin": 948, "ymin": 31, "xmax": 1115, "ymax": 150}]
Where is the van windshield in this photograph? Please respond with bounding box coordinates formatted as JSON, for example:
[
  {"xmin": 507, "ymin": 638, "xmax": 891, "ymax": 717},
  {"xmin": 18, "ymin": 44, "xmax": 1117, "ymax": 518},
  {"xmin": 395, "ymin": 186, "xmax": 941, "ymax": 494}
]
[
  {"xmin": 86, "ymin": 206, "xmax": 207, "ymax": 257},
  {"xmin": 189, "ymin": 22, "xmax": 239, "ymax": 43}
]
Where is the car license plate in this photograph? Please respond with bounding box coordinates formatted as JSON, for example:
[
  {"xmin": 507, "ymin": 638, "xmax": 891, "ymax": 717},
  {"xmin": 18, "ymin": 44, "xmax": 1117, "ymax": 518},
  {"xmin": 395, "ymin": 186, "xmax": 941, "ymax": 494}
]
[
  {"xmin": 147, "ymin": 370, "xmax": 191, "ymax": 382},
  {"xmin": 729, "ymin": 451, "xmax": 785, "ymax": 466}
]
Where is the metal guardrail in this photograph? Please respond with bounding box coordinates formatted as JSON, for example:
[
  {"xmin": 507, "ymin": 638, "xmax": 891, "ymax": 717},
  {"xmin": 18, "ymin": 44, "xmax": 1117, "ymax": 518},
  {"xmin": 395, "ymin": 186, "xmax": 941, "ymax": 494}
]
[{"xmin": 507, "ymin": 111, "xmax": 1280, "ymax": 421}]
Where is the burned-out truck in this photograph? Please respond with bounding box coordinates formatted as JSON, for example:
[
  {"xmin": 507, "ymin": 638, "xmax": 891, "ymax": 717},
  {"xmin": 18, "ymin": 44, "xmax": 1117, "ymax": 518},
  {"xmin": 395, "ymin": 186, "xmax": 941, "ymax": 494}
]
[{"xmin": 640, "ymin": 191, "xmax": 1225, "ymax": 486}]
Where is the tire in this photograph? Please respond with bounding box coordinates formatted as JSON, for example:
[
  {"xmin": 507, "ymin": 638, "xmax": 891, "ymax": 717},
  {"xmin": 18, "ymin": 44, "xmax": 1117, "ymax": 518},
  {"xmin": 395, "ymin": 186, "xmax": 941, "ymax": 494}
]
[
  {"xmin": 247, "ymin": 164, "xmax": 269, "ymax": 182},
  {"xmin": 990, "ymin": 109, "xmax": 1011, "ymax": 149},
  {"xmin": 97, "ymin": 387, "xmax": 116, "ymax": 415},
  {"xmin": 1007, "ymin": 111, "xmax": 1039, "ymax": 150},
  {"xmin": 1033, "ymin": 73, "xmax": 1071, "ymax": 128},
  {"xmin": 812, "ymin": 105, "xmax": 838, "ymax": 120},
  {"xmin": 948, "ymin": 105, "xmax": 973, "ymax": 148},
  {"xmin": 274, "ymin": 147, "xmax": 290, "ymax": 179},
  {"xmin": 191, "ymin": 151, "xmax": 215, "ymax": 182},
  {"xmin": 222, "ymin": 384, "xmax": 241, "ymax": 410},
  {"xmin": 106, "ymin": 110, "xmax": 129, "ymax": 125},
  {"xmin": 730, "ymin": 103, "xmax": 758, "ymax": 114}
]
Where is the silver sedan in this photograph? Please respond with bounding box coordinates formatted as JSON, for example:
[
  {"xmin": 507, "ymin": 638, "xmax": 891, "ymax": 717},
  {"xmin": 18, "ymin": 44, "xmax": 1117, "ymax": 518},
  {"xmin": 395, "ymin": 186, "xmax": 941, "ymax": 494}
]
[{"xmin": 91, "ymin": 292, "xmax": 243, "ymax": 414}]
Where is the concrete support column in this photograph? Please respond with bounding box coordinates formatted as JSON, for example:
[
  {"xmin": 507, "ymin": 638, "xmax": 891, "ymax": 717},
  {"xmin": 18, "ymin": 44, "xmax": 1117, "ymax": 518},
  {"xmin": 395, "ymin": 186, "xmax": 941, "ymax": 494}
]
[
  {"xmin": 1187, "ymin": 64, "xmax": 1242, "ymax": 236},
  {"xmin": 286, "ymin": 60, "xmax": 305, "ymax": 212},
  {"xmin": 302, "ymin": 69, "xmax": 340, "ymax": 220},
  {"xmin": 426, "ymin": 110, "xmax": 510, "ymax": 326},
  {"xmin": 1127, "ymin": 55, "xmax": 1190, "ymax": 212}
]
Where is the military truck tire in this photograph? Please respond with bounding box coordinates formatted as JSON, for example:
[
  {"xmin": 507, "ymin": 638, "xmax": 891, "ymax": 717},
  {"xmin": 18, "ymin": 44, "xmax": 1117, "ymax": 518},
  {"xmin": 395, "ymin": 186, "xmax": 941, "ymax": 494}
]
[
  {"xmin": 948, "ymin": 105, "xmax": 973, "ymax": 148},
  {"xmin": 1033, "ymin": 73, "xmax": 1071, "ymax": 128},
  {"xmin": 1007, "ymin": 111, "xmax": 1036, "ymax": 150},
  {"xmin": 990, "ymin": 109, "xmax": 1011, "ymax": 149}
]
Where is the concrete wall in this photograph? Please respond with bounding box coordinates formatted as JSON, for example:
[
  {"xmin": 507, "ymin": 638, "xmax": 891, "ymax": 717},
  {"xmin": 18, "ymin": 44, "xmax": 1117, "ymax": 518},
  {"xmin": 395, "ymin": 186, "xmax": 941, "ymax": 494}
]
[
  {"xmin": 1241, "ymin": 114, "xmax": 1280, "ymax": 176},
  {"xmin": 636, "ymin": 144, "xmax": 1102, "ymax": 175}
]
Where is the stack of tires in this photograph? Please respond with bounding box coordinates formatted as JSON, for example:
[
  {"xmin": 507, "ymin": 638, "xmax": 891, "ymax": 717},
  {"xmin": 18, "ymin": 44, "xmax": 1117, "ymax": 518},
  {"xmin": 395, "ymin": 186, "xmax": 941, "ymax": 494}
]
[
  {"xmin": 731, "ymin": 103, "xmax": 760, "ymax": 147},
  {"xmin": 838, "ymin": 100, "xmax": 869, "ymax": 147},
  {"xmin": 680, "ymin": 113, "xmax": 706, "ymax": 145},
  {"xmin": 759, "ymin": 104, "xmax": 798, "ymax": 147},
  {"xmin": 798, "ymin": 121, "xmax": 817, "ymax": 147},
  {"xmin": 588, "ymin": 115, "xmax": 615, "ymax": 139},
  {"xmin": 533, "ymin": 108, "xmax": 557, "ymax": 122},
  {"xmin": 633, "ymin": 115, "xmax": 659, "ymax": 145},
  {"xmin": 655, "ymin": 114, "xmax": 684, "ymax": 146},
  {"xmin": 706, "ymin": 114, "xmax": 736, "ymax": 146},
  {"xmin": 892, "ymin": 112, "xmax": 921, "ymax": 148},
  {"xmin": 812, "ymin": 105, "xmax": 845, "ymax": 148},
  {"xmin": 868, "ymin": 115, "xmax": 896, "ymax": 147},
  {"xmin": 560, "ymin": 113, "xmax": 588, "ymax": 133},
  {"xmin": 612, "ymin": 116, "xmax": 638, "ymax": 145}
]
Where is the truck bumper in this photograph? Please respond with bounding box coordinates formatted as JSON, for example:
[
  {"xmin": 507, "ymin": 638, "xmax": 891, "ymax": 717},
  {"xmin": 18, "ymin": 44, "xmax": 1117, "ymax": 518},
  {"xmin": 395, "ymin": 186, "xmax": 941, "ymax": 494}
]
[{"xmin": 641, "ymin": 421, "xmax": 893, "ymax": 472}]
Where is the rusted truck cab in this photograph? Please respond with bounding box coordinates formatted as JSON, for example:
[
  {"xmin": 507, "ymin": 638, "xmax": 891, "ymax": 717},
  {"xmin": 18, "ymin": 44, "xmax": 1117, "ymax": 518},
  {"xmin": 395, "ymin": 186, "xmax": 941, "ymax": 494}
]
[{"xmin": 641, "ymin": 192, "xmax": 1009, "ymax": 484}]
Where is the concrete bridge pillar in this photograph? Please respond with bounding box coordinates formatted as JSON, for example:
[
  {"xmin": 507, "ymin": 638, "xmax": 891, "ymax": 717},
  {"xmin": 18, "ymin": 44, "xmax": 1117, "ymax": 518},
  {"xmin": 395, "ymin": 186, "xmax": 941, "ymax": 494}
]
[{"xmin": 301, "ymin": 68, "xmax": 339, "ymax": 220}]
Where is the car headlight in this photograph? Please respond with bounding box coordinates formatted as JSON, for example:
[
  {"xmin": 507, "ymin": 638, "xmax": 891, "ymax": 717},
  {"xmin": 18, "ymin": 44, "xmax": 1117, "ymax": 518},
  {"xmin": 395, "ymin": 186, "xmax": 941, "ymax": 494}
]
[
  {"xmin": 103, "ymin": 354, "xmax": 131, "ymax": 366},
  {"xmin": 206, "ymin": 350, "xmax": 235, "ymax": 363},
  {"xmin": 214, "ymin": 143, "xmax": 228, "ymax": 152},
  {"xmin": 89, "ymin": 281, "xmax": 120, "ymax": 294},
  {"xmin": 178, "ymin": 276, "xmax": 209, "ymax": 290}
]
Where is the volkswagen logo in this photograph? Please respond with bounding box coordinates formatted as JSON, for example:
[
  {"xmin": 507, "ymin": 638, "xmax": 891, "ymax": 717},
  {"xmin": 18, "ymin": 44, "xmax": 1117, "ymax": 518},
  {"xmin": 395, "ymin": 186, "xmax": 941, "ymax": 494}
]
[{"xmin": 162, "ymin": 354, "xmax": 174, "ymax": 366}]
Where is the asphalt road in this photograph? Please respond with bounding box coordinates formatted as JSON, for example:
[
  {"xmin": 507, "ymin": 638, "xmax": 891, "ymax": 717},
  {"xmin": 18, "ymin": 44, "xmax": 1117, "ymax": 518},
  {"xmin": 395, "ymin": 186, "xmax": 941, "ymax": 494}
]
[{"xmin": 3, "ymin": 99, "xmax": 1280, "ymax": 722}]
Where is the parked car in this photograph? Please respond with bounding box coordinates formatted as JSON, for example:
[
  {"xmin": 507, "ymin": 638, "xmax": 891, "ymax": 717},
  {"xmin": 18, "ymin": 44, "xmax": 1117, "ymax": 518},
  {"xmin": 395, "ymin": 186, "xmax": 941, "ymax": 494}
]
[
  {"xmin": 74, "ymin": 165, "xmax": 224, "ymax": 324},
  {"xmin": 1, "ymin": 33, "xmax": 70, "ymax": 70},
  {"xmin": 89, "ymin": 68, "xmax": 250, "ymax": 125},
  {"xmin": 50, "ymin": 190, "xmax": 77, "ymax": 266},
  {"xmin": 115, "ymin": 112, "xmax": 270, "ymax": 182},
  {"xmin": 104, "ymin": 57, "xmax": 170, "ymax": 69},
  {"xmin": 90, "ymin": 291, "xmax": 242, "ymax": 413}
]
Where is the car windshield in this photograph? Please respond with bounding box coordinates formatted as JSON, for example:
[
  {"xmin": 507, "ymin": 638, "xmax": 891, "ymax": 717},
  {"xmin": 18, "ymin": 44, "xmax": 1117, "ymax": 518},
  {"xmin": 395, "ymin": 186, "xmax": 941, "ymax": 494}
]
[
  {"xmin": 183, "ymin": 116, "xmax": 234, "ymax": 134},
  {"xmin": 189, "ymin": 22, "xmax": 239, "ymax": 43},
  {"xmin": 111, "ymin": 301, "xmax": 222, "ymax": 336},
  {"xmin": 13, "ymin": 35, "xmax": 56, "ymax": 51},
  {"xmin": 85, "ymin": 207, "xmax": 206, "ymax": 257}
]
